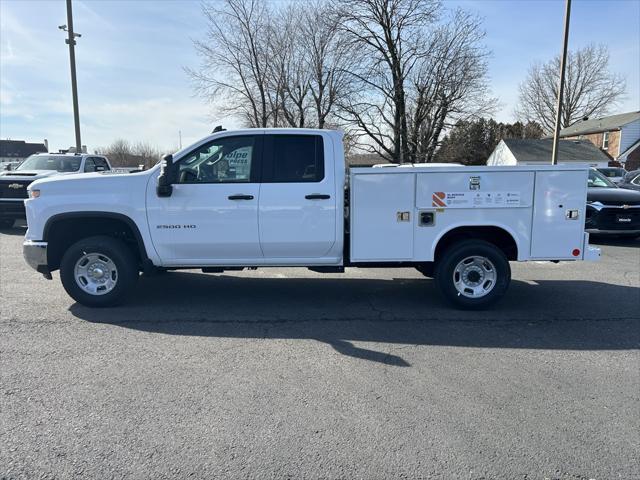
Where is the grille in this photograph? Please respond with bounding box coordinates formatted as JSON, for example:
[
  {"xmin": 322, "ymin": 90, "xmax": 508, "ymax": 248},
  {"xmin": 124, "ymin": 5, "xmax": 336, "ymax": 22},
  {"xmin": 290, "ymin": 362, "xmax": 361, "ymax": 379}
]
[
  {"xmin": 601, "ymin": 200, "xmax": 640, "ymax": 206},
  {"xmin": 595, "ymin": 208, "xmax": 640, "ymax": 230},
  {"xmin": 0, "ymin": 180, "xmax": 31, "ymax": 199}
]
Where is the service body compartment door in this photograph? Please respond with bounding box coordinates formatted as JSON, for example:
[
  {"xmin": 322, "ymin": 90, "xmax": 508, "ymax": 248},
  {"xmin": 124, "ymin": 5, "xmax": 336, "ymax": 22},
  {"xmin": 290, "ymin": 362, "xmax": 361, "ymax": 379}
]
[
  {"xmin": 530, "ymin": 170, "xmax": 588, "ymax": 259},
  {"xmin": 350, "ymin": 173, "xmax": 414, "ymax": 261}
]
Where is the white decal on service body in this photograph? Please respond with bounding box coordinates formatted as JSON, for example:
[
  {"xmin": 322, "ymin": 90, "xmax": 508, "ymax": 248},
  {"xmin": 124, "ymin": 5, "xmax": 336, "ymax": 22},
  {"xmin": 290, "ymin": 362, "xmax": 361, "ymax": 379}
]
[{"xmin": 431, "ymin": 191, "xmax": 521, "ymax": 208}]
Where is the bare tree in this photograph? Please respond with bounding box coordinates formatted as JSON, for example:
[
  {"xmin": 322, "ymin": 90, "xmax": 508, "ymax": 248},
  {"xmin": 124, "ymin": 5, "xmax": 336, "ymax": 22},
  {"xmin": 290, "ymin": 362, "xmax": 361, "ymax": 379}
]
[
  {"xmin": 334, "ymin": 0, "xmax": 440, "ymax": 162},
  {"xmin": 188, "ymin": 0, "xmax": 492, "ymax": 160},
  {"xmin": 190, "ymin": 0, "xmax": 350, "ymax": 130},
  {"xmin": 334, "ymin": 0, "xmax": 493, "ymax": 163},
  {"xmin": 95, "ymin": 139, "xmax": 162, "ymax": 168},
  {"xmin": 267, "ymin": 4, "xmax": 312, "ymax": 128},
  {"xmin": 96, "ymin": 139, "xmax": 132, "ymax": 167},
  {"xmin": 516, "ymin": 44, "xmax": 626, "ymax": 133},
  {"xmin": 187, "ymin": 0, "xmax": 272, "ymax": 127},
  {"xmin": 132, "ymin": 142, "xmax": 162, "ymax": 168},
  {"xmin": 407, "ymin": 9, "xmax": 496, "ymax": 162},
  {"xmin": 301, "ymin": 1, "xmax": 352, "ymax": 129}
]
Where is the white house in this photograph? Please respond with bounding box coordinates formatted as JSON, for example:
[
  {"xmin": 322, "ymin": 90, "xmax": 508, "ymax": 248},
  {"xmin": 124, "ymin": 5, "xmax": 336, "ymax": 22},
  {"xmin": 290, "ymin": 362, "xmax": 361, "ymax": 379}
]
[{"xmin": 486, "ymin": 138, "xmax": 610, "ymax": 168}]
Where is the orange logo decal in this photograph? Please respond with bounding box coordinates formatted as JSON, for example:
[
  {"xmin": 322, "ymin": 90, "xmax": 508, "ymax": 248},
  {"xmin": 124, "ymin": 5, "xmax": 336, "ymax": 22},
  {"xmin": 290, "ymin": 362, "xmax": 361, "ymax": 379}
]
[{"xmin": 432, "ymin": 191, "xmax": 447, "ymax": 207}]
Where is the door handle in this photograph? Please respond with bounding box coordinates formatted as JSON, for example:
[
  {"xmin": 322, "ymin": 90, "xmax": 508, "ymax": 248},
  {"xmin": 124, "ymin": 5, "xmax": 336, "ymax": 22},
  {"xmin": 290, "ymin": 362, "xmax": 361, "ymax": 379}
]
[
  {"xmin": 305, "ymin": 194, "xmax": 331, "ymax": 200},
  {"xmin": 228, "ymin": 194, "xmax": 254, "ymax": 200}
]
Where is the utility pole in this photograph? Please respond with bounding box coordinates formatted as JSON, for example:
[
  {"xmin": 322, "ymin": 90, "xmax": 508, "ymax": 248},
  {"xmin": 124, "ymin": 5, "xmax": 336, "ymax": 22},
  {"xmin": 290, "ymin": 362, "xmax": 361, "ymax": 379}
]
[
  {"xmin": 551, "ymin": 0, "xmax": 571, "ymax": 165},
  {"xmin": 59, "ymin": 0, "xmax": 82, "ymax": 153},
  {"xmin": 179, "ymin": 130, "xmax": 182, "ymax": 149}
]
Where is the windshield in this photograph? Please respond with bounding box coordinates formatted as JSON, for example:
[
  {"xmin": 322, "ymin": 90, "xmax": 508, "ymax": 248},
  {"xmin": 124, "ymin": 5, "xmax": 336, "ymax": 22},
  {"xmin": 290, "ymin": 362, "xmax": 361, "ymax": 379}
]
[
  {"xmin": 598, "ymin": 167, "xmax": 626, "ymax": 178},
  {"xmin": 588, "ymin": 168, "xmax": 616, "ymax": 188},
  {"xmin": 17, "ymin": 155, "xmax": 82, "ymax": 172}
]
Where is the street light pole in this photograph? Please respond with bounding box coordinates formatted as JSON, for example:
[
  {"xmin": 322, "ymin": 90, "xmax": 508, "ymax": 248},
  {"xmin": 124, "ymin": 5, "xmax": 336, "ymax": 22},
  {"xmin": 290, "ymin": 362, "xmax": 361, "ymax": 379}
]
[
  {"xmin": 60, "ymin": 0, "xmax": 82, "ymax": 153},
  {"xmin": 551, "ymin": 0, "xmax": 572, "ymax": 165}
]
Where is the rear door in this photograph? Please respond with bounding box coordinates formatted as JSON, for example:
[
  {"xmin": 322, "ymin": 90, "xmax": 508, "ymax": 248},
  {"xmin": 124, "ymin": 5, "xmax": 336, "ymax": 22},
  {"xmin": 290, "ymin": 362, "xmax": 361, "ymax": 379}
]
[{"xmin": 258, "ymin": 133, "xmax": 337, "ymax": 258}]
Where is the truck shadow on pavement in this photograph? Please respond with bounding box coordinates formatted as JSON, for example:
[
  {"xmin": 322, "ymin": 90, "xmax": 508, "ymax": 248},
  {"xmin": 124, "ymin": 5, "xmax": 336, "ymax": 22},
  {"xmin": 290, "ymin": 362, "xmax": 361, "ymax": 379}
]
[{"xmin": 69, "ymin": 272, "xmax": 640, "ymax": 367}]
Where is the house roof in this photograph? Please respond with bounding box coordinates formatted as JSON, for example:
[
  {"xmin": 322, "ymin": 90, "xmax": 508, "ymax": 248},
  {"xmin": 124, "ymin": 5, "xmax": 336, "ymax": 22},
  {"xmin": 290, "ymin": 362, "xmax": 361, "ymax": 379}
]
[
  {"xmin": 559, "ymin": 111, "xmax": 640, "ymax": 137},
  {"xmin": 0, "ymin": 140, "xmax": 48, "ymax": 158},
  {"xmin": 503, "ymin": 138, "xmax": 610, "ymax": 163}
]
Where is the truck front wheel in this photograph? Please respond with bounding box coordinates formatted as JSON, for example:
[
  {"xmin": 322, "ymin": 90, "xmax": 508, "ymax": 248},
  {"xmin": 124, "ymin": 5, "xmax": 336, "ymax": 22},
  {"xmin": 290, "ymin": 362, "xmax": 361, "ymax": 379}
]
[
  {"xmin": 60, "ymin": 236, "xmax": 138, "ymax": 307},
  {"xmin": 435, "ymin": 240, "xmax": 511, "ymax": 310}
]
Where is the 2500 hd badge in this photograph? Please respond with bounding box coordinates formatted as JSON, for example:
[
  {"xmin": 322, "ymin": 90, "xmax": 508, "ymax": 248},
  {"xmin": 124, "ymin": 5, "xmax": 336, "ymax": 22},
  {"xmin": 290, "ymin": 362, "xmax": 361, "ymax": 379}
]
[{"xmin": 156, "ymin": 224, "xmax": 197, "ymax": 229}]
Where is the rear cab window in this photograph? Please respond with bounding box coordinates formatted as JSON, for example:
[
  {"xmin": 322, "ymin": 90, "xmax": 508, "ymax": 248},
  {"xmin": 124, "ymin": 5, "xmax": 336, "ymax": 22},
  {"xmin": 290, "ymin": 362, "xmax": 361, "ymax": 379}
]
[
  {"xmin": 94, "ymin": 157, "xmax": 110, "ymax": 171},
  {"xmin": 84, "ymin": 158, "xmax": 96, "ymax": 172}
]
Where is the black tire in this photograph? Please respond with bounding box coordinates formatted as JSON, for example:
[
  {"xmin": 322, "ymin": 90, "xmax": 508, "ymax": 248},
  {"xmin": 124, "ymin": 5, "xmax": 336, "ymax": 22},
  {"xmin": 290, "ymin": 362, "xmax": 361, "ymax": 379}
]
[
  {"xmin": 60, "ymin": 236, "xmax": 139, "ymax": 307},
  {"xmin": 435, "ymin": 239, "xmax": 511, "ymax": 310},
  {"xmin": 0, "ymin": 219, "xmax": 14, "ymax": 229}
]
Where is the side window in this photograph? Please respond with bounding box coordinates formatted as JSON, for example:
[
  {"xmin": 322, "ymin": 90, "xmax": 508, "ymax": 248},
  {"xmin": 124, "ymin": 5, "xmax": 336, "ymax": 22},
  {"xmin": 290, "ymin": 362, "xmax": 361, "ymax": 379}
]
[
  {"xmin": 266, "ymin": 135, "xmax": 324, "ymax": 183},
  {"xmin": 94, "ymin": 157, "xmax": 110, "ymax": 171},
  {"xmin": 84, "ymin": 158, "xmax": 95, "ymax": 172},
  {"xmin": 176, "ymin": 136, "xmax": 257, "ymax": 184},
  {"xmin": 632, "ymin": 174, "xmax": 640, "ymax": 186}
]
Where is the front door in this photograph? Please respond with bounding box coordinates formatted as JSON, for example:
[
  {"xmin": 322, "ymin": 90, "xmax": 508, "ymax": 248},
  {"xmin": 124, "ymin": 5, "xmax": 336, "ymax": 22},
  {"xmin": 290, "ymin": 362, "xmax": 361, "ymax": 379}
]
[
  {"xmin": 258, "ymin": 133, "xmax": 337, "ymax": 258},
  {"xmin": 147, "ymin": 134, "xmax": 264, "ymax": 265}
]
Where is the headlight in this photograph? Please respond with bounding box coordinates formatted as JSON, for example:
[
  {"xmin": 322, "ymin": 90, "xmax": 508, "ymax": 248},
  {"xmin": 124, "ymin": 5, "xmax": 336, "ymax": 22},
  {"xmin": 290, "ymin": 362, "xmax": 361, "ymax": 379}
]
[{"xmin": 29, "ymin": 189, "xmax": 40, "ymax": 198}]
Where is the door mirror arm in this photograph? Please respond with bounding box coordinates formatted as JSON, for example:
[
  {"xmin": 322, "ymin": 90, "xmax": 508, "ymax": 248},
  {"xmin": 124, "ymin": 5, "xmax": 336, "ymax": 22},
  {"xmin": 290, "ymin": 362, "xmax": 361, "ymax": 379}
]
[{"xmin": 157, "ymin": 154, "xmax": 174, "ymax": 197}]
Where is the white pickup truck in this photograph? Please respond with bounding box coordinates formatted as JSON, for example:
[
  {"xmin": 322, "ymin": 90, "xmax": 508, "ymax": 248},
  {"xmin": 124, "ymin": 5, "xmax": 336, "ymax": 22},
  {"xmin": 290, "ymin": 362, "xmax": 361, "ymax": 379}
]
[
  {"xmin": 23, "ymin": 128, "xmax": 600, "ymax": 308},
  {"xmin": 1, "ymin": 153, "xmax": 111, "ymax": 228}
]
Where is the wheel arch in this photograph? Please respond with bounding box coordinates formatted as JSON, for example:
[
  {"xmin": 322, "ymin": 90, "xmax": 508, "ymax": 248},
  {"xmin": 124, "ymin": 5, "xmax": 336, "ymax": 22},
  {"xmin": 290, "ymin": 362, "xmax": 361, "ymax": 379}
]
[
  {"xmin": 433, "ymin": 224, "xmax": 520, "ymax": 262},
  {"xmin": 43, "ymin": 211, "xmax": 150, "ymax": 271}
]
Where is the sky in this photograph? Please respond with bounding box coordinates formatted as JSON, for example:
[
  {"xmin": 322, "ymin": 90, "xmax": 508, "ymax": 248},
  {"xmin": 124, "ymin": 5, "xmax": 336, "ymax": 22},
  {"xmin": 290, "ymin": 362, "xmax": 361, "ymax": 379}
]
[{"xmin": 0, "ymin": 0, "xmax": 638, "ymax": 152}]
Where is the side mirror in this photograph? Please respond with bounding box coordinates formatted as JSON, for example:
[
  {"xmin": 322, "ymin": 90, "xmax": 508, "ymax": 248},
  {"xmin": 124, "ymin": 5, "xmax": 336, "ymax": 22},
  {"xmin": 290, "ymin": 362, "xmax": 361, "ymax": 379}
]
[{"xmin": 157, "ymin": 154, "xmax": 174, "ymax": 197}]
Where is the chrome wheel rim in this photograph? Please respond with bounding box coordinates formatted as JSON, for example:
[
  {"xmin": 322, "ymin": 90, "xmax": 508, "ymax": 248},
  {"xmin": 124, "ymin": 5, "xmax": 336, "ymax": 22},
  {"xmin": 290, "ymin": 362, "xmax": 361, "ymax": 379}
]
[
  {"xmin": 453, "ymin": 255, "xmax": 497, "ymax": 298},
  {"xmin": 74, "ymin": 253, "xmax": 118, "ymax": 296}
]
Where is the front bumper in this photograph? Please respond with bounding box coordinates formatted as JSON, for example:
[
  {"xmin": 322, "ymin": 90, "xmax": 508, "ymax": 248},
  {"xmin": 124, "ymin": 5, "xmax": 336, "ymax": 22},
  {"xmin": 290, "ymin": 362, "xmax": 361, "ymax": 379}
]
[
  {"xmin": 23, "ymin": 240, "xmax": 51, "ymax": 278},
  {"xmin": 0, "ymin": 200, "xmax": 26, "ymax": 219}
]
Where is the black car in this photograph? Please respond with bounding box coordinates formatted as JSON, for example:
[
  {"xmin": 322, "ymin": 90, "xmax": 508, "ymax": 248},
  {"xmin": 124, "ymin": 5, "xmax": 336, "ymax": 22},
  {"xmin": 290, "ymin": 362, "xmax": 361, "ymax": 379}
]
[
  {"xmin": 586, "ymin": 169, "xmax": 640, "ymax": 237},
  {"xmin": 618, "ymin": 169, "xmax": 640, "ymax": 192}
]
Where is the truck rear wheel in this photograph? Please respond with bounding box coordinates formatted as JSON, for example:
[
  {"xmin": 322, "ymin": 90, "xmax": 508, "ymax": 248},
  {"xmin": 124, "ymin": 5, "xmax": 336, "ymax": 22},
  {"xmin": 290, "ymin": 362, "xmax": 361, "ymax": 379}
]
[
  {"xmin": 60, "ymin": 236, "xmax": 138, "ymax": 307},
  {"xmin": 435, "ymin": 240, "xmax": 511, "ymax": 310}
]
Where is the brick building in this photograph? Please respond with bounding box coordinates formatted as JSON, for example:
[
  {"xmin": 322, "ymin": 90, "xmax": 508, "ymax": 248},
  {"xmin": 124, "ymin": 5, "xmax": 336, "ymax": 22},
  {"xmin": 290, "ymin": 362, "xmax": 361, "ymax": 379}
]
[{"xmin": 558, "ymin": 111, "xmax": 640, "ymax": 169}]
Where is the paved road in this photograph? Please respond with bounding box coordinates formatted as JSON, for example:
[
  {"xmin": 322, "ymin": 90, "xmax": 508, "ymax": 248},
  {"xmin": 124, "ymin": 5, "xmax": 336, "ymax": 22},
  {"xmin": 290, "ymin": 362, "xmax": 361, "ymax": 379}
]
[{"xmin": 1, "ymin": 226, "xmax": 638, "ymax": 479}]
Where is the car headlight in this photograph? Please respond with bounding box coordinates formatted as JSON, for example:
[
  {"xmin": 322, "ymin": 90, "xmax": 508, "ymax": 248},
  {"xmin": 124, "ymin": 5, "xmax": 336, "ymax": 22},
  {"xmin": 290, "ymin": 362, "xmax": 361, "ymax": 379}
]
[{"xmin": 29, "ymin": 189, "xmax": 40, "ymax": 198}]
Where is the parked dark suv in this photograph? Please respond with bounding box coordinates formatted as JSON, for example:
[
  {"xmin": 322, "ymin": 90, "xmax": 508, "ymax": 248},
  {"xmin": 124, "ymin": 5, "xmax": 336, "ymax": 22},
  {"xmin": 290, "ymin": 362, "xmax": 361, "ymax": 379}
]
[{"xmin": 586, "ymin": 168, "xmax": 640, "ymax": 237}]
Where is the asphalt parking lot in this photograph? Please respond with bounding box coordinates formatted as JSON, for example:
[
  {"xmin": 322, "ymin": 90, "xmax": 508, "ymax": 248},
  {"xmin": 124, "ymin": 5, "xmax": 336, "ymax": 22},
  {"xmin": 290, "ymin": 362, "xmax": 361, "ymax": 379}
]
[{"xmin": 1, "ymin": 224, "xmax": 638, "ymax": 480}]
